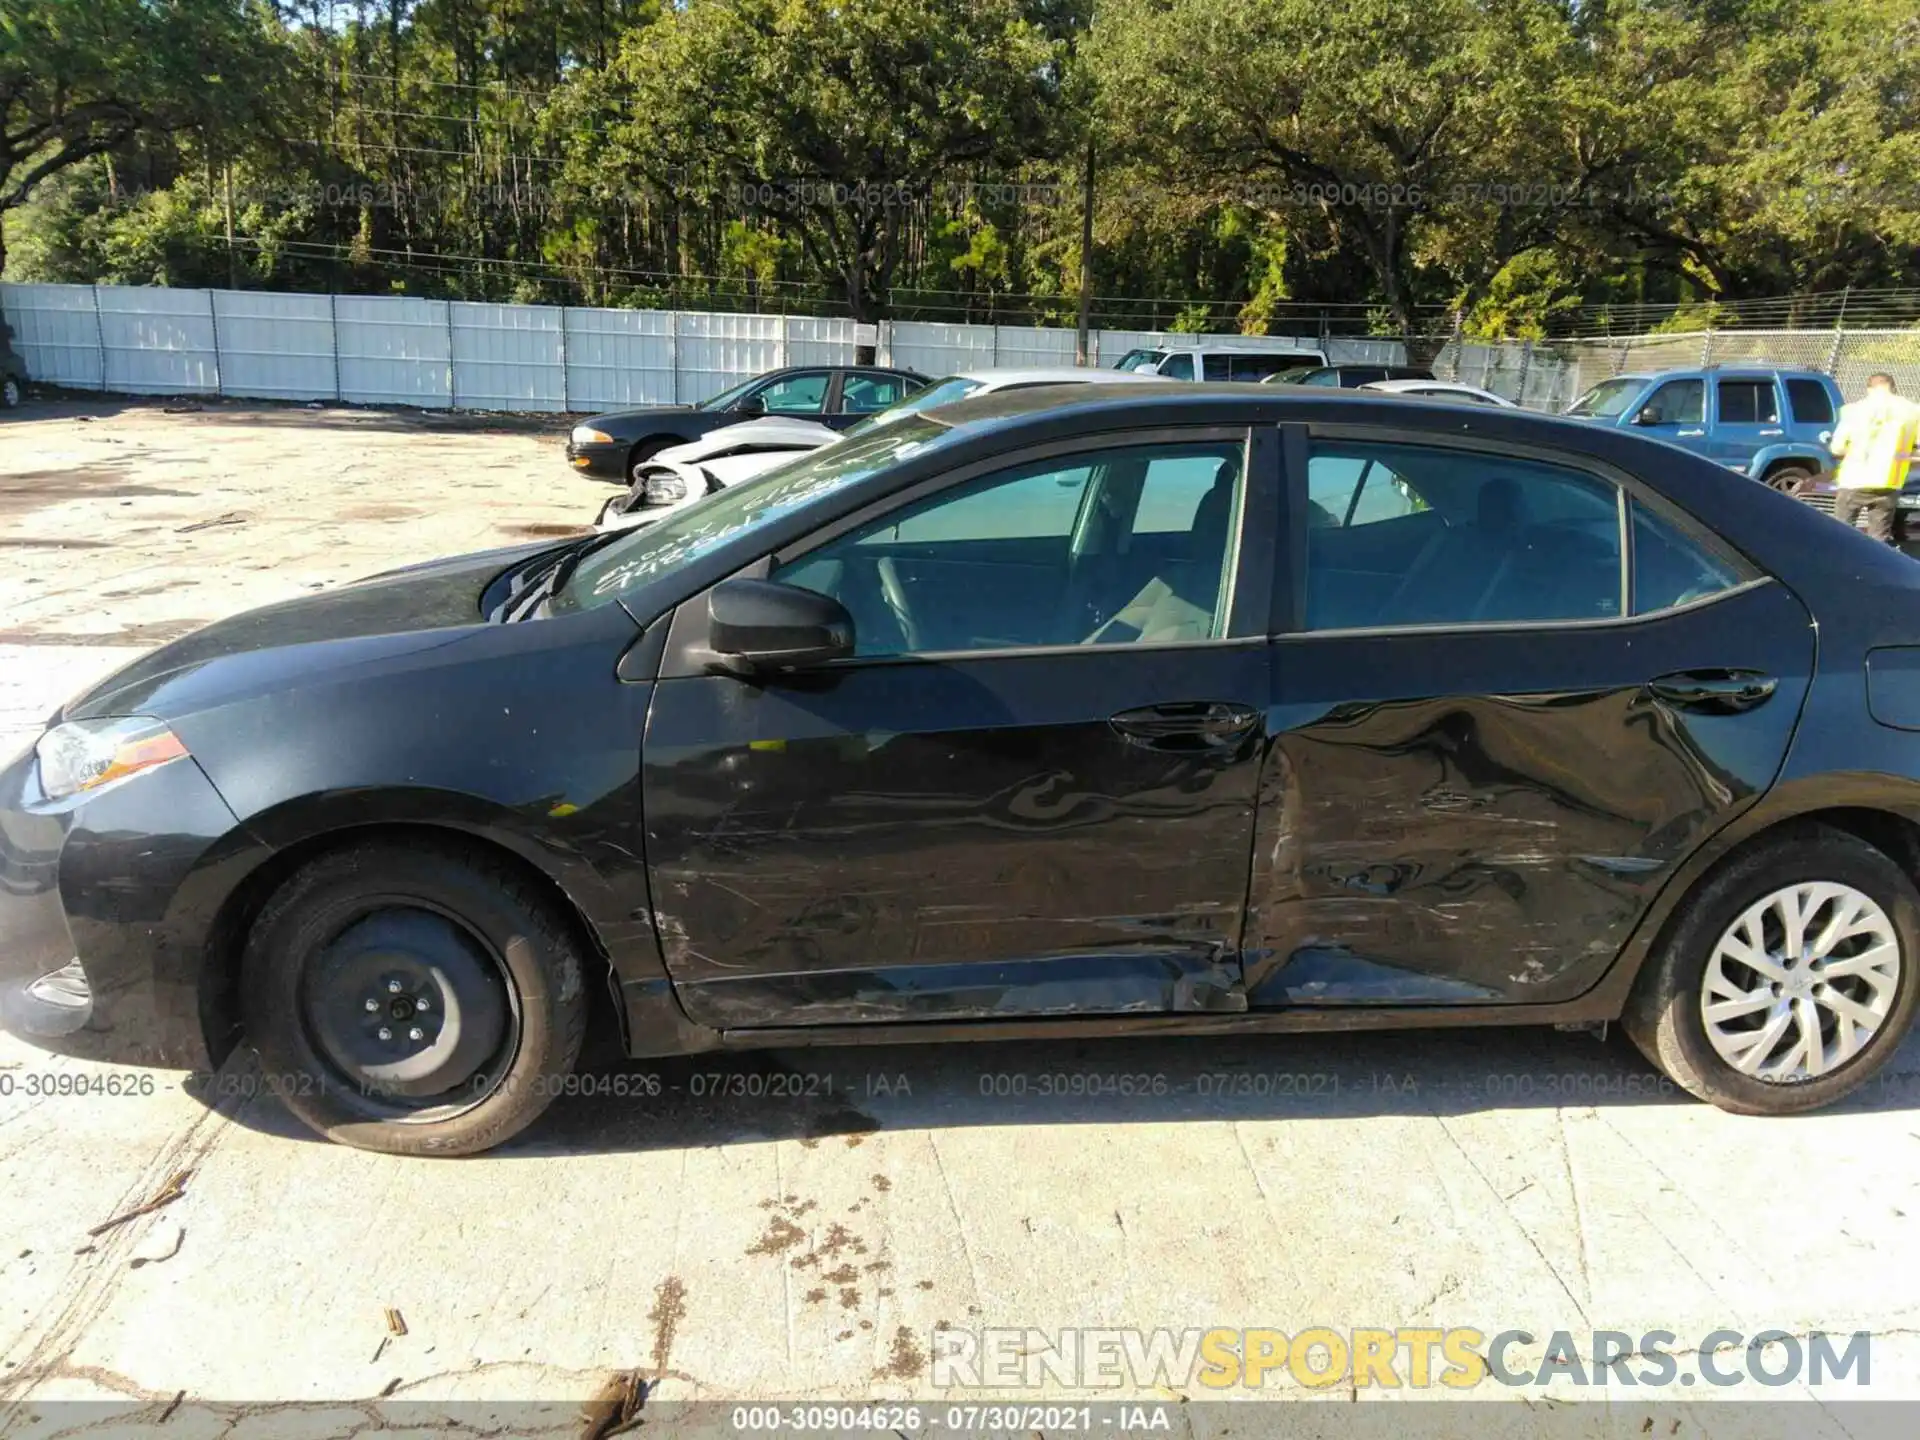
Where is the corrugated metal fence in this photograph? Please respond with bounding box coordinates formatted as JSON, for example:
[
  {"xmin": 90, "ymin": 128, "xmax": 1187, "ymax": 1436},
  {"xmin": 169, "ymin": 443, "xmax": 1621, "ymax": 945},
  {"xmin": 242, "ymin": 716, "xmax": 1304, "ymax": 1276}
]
[{"xmin": 1, "ymin": 283, "xmax": 1405, "ymax": 412}]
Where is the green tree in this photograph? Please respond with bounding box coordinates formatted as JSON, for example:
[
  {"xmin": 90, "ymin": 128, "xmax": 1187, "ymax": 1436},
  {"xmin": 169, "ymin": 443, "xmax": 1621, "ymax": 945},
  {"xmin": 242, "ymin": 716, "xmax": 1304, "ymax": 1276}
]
[
  {"xmin": 0, "ymin": 0, "xmax": 273, "ymax": 274},
  {"xmin": 594, "ymin": 0, "xmax": 1064, "ymax": 325}
]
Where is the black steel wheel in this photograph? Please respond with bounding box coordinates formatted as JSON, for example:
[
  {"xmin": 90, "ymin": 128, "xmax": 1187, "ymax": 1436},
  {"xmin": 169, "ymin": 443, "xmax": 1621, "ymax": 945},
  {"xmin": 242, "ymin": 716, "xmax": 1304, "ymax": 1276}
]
[{"xmin": 242, "ymin": 837, "xmax": 590, "ymax": 1155}]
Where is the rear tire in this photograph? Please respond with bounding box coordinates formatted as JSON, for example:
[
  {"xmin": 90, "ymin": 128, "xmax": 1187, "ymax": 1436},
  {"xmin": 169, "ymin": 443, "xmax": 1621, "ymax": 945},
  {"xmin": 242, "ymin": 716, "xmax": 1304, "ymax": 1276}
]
[
  {"xmin": 1622, "ymin": 825, "xmax": 1920, "ymax": 1114},
  {"xmin": 241, "ymin": 838, "xmax": 590, "ymax": 1156}
]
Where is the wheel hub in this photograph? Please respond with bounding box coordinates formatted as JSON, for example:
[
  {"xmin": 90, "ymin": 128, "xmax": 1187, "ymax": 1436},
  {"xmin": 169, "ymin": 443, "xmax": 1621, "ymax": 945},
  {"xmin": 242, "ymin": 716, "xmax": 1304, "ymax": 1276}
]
[
  {"xmin": 1700, "ymin": 881, "xmax": 1902, "ymax": 1084},
  {"xmin": 302, "ymin": 909, "xmax": 512, "ymax": 1103}
]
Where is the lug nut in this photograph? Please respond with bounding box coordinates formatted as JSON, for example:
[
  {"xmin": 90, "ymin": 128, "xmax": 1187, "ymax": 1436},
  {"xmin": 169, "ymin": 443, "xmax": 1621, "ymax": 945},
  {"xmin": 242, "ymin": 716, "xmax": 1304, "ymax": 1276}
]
[
  {"xmin": 414, "ymin": 996, "xmax": 429, "ymax": 1011},
  {"xmin": 377, "ymin": 1027, "xmax": 393, "ymax": 1041},
  {"xmin": 388, "ymin": 979, "xmax": 403, "ymax": 994},
  {"xmin": 364, "ymin": 999, "xmax": 378, "ymax": 1012}
]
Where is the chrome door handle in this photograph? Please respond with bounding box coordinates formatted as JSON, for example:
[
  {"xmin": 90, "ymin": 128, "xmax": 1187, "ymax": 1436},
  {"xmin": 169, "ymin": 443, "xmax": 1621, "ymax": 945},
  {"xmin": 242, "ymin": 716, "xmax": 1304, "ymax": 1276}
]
[
  {"xmin": 1676, "ymin": 428, "xmax": 1705, "ymax": 437},
  {"xmin": 1759, "ymin": 428, "xmax": 1784, "ymax": 437}
]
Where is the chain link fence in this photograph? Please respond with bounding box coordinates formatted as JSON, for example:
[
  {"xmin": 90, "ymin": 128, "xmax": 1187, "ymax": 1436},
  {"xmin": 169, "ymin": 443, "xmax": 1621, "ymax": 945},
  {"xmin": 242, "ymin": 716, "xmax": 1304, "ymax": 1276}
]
[{"xmin": 1435, "ymin": 328, "xmax": 1920, "ymax": 413}]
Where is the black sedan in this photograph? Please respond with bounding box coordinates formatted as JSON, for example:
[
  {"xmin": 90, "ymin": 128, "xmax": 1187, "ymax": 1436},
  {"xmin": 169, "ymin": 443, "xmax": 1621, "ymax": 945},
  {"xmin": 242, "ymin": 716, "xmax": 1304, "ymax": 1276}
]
[
  {"xmin": 565, "ymin": 364, "xmax": 927, "ymax": 483},
  {"xmin": 7, "ymin": 386, "xmax": 1919, "ymax": 1154}
]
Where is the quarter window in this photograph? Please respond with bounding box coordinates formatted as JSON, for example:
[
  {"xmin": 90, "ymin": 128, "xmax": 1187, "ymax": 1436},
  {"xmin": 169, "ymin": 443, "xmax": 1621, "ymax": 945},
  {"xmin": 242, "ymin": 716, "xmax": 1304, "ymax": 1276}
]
[
  {"xmin": 775, "ymin": 440, "xmax": 1244, "ymax": 657},
  {"xmin": 1305, "ymin": 443, "xmax": 1623, "ymax": 630},
  {"xmin": 1717, "ymin": 379, "xmax": 1780, "ymax": 425},
  {"xmin": 1630, "ymin": 499, "xmax": 1752, "ymax": 614}
]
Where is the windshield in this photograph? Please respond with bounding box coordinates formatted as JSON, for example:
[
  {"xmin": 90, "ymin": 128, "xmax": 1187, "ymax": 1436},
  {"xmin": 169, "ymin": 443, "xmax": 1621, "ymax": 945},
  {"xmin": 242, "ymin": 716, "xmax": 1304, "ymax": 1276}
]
[
  {"xmin": 553, "ymin": 416, "xmax": 951, "ymax": 611},
  {"xmin": 1566, "ymin": 378, "xmax": 1647, "ymax": 418},
  {"xmin": 840, "ymin": 375, "xmax": 988, "ymax": 438},
  {"xmin": 1113, "ymin": 349, "xmax": 1165, "ymax": 373},
  {"xmin": 696, "ymin": 375, "xmax": 762, "ymax": 412}
]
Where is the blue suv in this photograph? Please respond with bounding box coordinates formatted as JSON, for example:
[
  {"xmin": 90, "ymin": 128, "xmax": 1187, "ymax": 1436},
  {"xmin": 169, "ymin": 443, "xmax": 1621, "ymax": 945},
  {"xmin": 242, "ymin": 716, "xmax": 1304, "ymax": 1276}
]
[{"xmin": 1564, "ymin": 366, "xmax": 1843, "ymax": 490}]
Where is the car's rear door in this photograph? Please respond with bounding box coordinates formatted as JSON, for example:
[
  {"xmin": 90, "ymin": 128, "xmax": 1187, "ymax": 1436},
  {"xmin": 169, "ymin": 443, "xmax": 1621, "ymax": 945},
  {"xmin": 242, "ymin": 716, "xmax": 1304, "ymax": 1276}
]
[
  {"xmin": 1245, "ymin": 426, "xmax": 1816, "ymax": 1009},
  {"xmin": 641, "ymin": 426, "xmax": 1280, "ymax": 1030},
  {"xmin": 1710, "ymin": 375, "xmax": 1787, "ymax": 470}
]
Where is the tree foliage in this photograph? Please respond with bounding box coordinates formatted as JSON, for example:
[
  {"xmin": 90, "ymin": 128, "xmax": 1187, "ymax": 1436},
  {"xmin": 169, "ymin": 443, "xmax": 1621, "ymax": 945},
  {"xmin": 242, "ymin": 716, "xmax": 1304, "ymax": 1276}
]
[{"xmin": 3, "ymin": 0, "xmax": 1917, "ymax": 333}]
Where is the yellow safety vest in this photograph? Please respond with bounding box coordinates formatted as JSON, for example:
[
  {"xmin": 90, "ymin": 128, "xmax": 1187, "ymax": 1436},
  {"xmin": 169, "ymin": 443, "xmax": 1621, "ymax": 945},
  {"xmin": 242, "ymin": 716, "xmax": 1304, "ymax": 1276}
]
[{"xmin": 1832, "ymin": 391, "xmax": 1920, "ymax": 491}]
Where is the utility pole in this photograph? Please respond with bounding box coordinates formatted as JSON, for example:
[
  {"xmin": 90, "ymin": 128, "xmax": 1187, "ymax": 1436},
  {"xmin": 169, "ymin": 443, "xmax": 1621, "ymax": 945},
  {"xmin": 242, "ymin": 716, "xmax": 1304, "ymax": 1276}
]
[{"xmin": 1075, "ymin": 137, "xmax": 1096, "ymax": 365}]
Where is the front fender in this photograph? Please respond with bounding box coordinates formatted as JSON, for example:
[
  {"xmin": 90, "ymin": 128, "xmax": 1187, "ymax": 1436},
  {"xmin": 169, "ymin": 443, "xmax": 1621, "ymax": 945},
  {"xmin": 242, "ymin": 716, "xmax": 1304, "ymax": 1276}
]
[{"xmin": 1747, "ymin": 442, "xmax": 1831, "ymax": 480}]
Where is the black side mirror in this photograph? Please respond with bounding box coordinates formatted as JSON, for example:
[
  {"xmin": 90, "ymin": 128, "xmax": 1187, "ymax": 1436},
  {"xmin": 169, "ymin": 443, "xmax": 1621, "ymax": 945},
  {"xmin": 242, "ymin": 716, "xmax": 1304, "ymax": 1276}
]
[
  {"xmin": 706, "ymin": 578, "xmax": 853, "ymax": 672},
  {"xmin": 733, "ymin": 395, "xmax": 766, "ymax": 417},
  {"xmin": 1632, "ymin": 409, "xmax": 1662, "ymax": 426}
]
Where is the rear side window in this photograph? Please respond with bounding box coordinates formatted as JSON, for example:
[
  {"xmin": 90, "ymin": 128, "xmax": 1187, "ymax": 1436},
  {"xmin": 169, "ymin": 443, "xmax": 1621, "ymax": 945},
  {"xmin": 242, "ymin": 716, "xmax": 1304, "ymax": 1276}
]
[
  {"xmin": 1717, "ymin": 379, "xmax": 1780, "ymax": 425},
  {"xmin": 1203, "ymin": 355, "xmax": 1232, "ymax": 381},
  {"xmin": 1229, "ymin": 354, "xmax": 1318, "ymax": 381},
  {"xmin": 1304, "ymin": 443, "xmax": 1624, "ymax": 630},
  {"xmin": 1786, "ymin": 378, "xmax": 1835, "ymax": 426},
  {"xmin": 1630, "ymin": 500, "xmax": 1753, "ymax": 614}
]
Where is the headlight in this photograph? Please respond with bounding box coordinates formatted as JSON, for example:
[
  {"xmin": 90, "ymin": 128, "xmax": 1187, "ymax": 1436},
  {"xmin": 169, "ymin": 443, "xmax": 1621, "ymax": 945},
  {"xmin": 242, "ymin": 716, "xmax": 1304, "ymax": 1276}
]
[
  {"xmin": 640, "ymin": 473, "xmax": 691, "ymax": 506},
  {"xmin": 36, "ymin": 717, "xmax": 189, "ymax": 801},
  {"xmin": 570, "ymin": 425, "xmax": 615, "ymax": 446}
]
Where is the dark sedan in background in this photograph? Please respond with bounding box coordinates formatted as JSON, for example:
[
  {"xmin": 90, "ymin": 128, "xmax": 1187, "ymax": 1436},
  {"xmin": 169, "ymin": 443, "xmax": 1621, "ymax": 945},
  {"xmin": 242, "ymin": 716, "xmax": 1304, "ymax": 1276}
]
[
  {"xmin": 565, "ymin": 364, "xmax": 926, "ymax": 484},
  {"xmin": 6, "ymin": 386, "xmax": 1920, "ymax": 1154}
]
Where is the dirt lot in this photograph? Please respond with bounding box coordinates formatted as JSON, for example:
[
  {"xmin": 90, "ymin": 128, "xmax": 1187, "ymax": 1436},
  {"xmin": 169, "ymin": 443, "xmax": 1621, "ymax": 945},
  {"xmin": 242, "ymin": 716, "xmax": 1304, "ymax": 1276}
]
[{"xmin": 1, "ymin": 398, "xmax": 1918, "ymax": 1436}]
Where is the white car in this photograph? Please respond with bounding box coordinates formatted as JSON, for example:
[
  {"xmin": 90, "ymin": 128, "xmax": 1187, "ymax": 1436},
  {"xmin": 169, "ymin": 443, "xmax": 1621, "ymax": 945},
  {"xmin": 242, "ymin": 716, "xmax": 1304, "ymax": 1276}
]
[
  {"xmin": 596, "ymin": 366, "xmax": 1171, "ymax": 532},
  {"xmin": 1111, "ymin": 343, "xmax": 1329, "ymax": 382},
  {"xmin": 1360, "ymin": 378, "xmax": 1518, "ymax": 407}
]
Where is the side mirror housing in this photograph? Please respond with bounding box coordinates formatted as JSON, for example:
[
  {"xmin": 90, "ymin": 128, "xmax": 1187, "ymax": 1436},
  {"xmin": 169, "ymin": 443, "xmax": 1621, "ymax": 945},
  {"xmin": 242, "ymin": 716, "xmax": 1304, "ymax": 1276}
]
[
  {"xmin": 1632, "ymin": 409, "xmax": 1662, "ymax": 426},
  {"xmin": 733, "ymin": 395, "xmax": 766, "ymax": 417},
  {"xmin": 706, "ymin": 578, "xmax": 853, "ymax": 672}
]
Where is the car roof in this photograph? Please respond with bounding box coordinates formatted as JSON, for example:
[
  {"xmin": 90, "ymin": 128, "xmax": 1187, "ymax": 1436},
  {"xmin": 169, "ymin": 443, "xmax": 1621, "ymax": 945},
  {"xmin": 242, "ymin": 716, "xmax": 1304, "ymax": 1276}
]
[
  {"xmin": 950, "ymin": 366, "xmax": 1172, "ymax": 386},
  {"xmin": 1363, "ymin": 378, "xmax": 1499, "ymax": 396}
]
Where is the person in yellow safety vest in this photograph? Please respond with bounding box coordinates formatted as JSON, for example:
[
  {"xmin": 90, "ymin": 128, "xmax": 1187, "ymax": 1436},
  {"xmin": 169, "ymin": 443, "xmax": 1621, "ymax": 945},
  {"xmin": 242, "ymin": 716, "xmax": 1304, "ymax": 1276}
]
[{"xmin": 1829, "ymin": 373, "xmax": 1920, "ymax": 546}]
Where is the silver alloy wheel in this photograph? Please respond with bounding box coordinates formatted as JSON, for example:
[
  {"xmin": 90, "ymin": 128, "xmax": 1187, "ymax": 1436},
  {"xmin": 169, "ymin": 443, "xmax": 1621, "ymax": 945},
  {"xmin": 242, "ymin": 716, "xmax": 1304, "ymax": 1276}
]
[{"xmin": 1701, "ymin": 882, "xmax": 1902, "ymax": 1082}]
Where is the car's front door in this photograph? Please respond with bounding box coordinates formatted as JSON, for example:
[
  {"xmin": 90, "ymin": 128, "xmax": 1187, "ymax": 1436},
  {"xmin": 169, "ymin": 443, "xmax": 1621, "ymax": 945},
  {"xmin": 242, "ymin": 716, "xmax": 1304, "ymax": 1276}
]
[
  {"xmin": 641, "ymin": 428, "xmax": 1278, "ymax": 1029},
  {"xmin": 1628, "ymin": 376, "xmax": 1708, "ymax": 454},
  {"xmin": 1244, "ymin": 430, "xmax": 1815, "ymax": 1009}
]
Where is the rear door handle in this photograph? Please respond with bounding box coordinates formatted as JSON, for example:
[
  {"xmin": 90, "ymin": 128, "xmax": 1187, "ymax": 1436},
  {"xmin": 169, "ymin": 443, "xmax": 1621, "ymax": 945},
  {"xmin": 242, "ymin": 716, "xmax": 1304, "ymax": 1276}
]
[
  {"xmin": 1110, "ymin": 701, "xmax": 1260, "ymax": 749},
  {"xmin": 1759, "ymin": 428, "xmax": 1784, "ymax": 437},
  {"xmin": 1646, "ymin": 669, "xmax": 1777, "ymax": 714}
]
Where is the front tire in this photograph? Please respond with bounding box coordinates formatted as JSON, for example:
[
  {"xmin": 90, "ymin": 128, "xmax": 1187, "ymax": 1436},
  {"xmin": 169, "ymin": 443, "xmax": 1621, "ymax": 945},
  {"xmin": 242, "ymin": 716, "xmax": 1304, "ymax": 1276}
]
[
  {"xmin": 1, "ymin": 377, "xmax": 20, "ymax": 409},
  {"xmin": 1765, "ymin": 462, "xmax": 1819, "ymax": 494},
  {"xmin": 1623, "ymin": 825, "xmax": 1920, "ymax": 1114},
  {"xmin": 241, "ymin": 839, "xmax": 590, "ymax": 1156},
  {"xmin": 626, "ymin": 438, "xmax": 674, "ymax": 484}
]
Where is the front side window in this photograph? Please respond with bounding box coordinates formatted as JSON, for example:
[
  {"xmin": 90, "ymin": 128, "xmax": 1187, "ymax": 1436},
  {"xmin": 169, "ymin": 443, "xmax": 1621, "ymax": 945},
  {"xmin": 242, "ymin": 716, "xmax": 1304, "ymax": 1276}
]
[
  {"xmin": 1566, "ymin": 377, "xmax": 1648, "ymax": 418},
  {"xmin": 756, "ymin": 371, "xmax": 831, "ymax": 414},
  {"xmin": 1717, "ymin": 379, "xmax": 1779, "ymax": 425},
  {"xmin": 1305, "ymin": 442, "xmax": 1623, "ymax": 631},
  {"xmin": 1786, "ymin": 378, "xmax": 1835, "ymax": 426},
  {"xmin": 774, "ymin": 439, "xmax": 1244, "ymax": 657},
  {"xmin": 1636, "ymin": 379, "xmax": 1704, "ymax": 425},
  {"xmin": 841, "ymin": 373, "xmax": 910, "ymax": 414},
  {"xmin": 555, "ymin": 417, "xmax": 952, "ymax": 610},
  {"xmin": 1157, "ymin": 353, "xmax": 1195, "ymax": 381}
]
